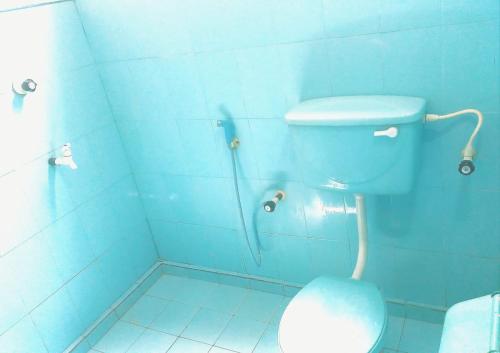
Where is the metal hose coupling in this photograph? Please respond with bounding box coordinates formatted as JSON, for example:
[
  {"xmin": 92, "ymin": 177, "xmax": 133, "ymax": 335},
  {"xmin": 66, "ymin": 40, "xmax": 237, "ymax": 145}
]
[{"xmin": 230, "ymin": 137, "xmax": 240, "ymax": 150}]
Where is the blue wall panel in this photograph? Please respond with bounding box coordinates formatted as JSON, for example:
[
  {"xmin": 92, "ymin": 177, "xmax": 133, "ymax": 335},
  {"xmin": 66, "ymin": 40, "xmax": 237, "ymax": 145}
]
[{"xmin": 74, "ymin": 0, "xmax": 500, "ymax": 310}]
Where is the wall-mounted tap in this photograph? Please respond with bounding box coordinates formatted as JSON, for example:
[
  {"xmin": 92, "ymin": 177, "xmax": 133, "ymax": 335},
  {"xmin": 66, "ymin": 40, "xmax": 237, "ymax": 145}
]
[
  {"xmin": 48, "ymin": 143, "xmax": 78, "ymax": 170},
  {"xmin": 12, "ymin": 78, "xmax": 37, "ymax": 95},
  {"xmin": 263, "ymin": 190, "xmax": 286, "ymax": 212}
]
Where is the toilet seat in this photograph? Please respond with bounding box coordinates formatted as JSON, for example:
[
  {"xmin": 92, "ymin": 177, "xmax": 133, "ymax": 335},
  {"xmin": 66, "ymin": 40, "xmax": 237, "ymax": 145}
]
[{"xmin": 278, "ymin": 276, "xmax": 387, "ymax": 353}]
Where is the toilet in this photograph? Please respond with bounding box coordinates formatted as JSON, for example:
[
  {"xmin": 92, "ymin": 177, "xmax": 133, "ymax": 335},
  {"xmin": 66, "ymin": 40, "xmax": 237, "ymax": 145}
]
[
  {"xmin": 279, "ymin": 96, "xmax": 427, "ymax": 353},
  {"xmin": 279, "ymin": 276, "xmax": 387, "ymax": 353}
]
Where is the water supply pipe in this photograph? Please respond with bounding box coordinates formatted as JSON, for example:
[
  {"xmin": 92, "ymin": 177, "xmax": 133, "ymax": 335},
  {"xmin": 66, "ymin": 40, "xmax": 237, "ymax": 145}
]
[
  {"xmin": 425, "ymin": 109, "xmax": 483, "ymax": 175},
  {"xmin": 351, "ymin": 194, "xmax": 367, "ymax": 280}
]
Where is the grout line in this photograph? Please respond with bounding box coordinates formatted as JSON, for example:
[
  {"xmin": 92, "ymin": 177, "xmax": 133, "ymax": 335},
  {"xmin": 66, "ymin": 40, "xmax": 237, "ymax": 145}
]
[{"xmin": 0, "ymin": 0, "xmax": 71, "ymax": 13}]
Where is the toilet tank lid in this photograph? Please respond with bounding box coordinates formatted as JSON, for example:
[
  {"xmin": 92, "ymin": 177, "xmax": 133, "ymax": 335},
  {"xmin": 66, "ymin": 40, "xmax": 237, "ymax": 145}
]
[{"xmin": 285, "ymin": 96, "xmax": 426, "ymax": 126}]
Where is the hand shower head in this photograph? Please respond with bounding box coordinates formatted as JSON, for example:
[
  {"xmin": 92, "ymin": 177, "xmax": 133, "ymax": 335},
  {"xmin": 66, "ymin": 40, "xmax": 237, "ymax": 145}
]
[{"xmin": 217, "ymin": 119, "xmax": 237, "ymax": 146}]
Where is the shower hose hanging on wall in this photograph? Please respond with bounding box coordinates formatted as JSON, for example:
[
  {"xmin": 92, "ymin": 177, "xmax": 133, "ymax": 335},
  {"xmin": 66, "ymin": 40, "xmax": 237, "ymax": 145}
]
[{"xmin": 217, "ymin": 120, "xmax": 262, "ymax": 266}]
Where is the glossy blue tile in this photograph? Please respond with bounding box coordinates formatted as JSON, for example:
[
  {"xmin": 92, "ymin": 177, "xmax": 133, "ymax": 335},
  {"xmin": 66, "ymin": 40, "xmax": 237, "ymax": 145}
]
[
  {"xmin": 86, "ymin": 126, "xmax": 131, "ymax": 185},
  {"xmin": 236, "ymin": 46, "xmax": 288, "ymax": 118},
  {"xmin": 363, "ymin": 244, "xmax": 447, "ymax": 306},
  {"xmin": 381, "ymin": 27, "xmax": 441, "ymax": 111},
  {"xmin": 176, "ymin": 119, "xmax": 227, "ymax": 177},
  {"xmin": 169, "ymin": 277, "xmax": 219, "ymax": 307},
  {"xmin": 42, "ymin": 212, "xmax": 95, "ymax": 282},
  {"xmin": 122, "ymin": 295, "xmax": 168, "ymax": 327},
  {"xmin": 206, "ymin": 227, "xmax": 247, "ymax": 273},
  {"xmin": 327, "ymin": 34, "xmax": 384, "ymax": 95},
  {"xmin": 10, "ymin": 233, "xmax": 64, "ymax": 311},
  {"xmin": 31, "ymin": 288, "xmax": 85, "ymax": 353},
  {"xmin": 442, "ymin": 190, "xmax": 500, "ymax": 258},
  {"xmin": 380, "ymin": 0, "xmax": 441, "ymax": 32},
  {"xmin": 360, "ymin": 188, "xmax": 447, "ymax": 252},
  {"xmin": 155, "ymin": 175, "xmax": 238, "ymax": 229},
  {"xmin": 308, "ymin": 239, "xmax": 351, "ymax": 278},
  {"xmin": 399, "ymin": 319, "xmax": 443, "ymax": 353},
  {"xmin": 302, "ymin": 188, "xmax": 347, "ymax": 241},
  {"xmin": 0, "ymin": 316, "xmax": 48, "ymax": 353},
  {"xmin": 66, "ymin": 261, "xmax": 114, "ymax": 330},
  {"xmin": 209, "ymin": 347, "xmax": 234, "ymax": 353},
  {"xmin": 181, "ymin": 308, "xmax": 232, "ymax": 344},
  {"xmin": 278, "ymin": 41, "xmax": 333, "ymax": 106},
  {"xmin": 146, "ymin": 275, "xmax": 193, "ymax": 300},
  {"xmin": 96, "ymin": 246, "xmax": 139, "ymax": 304},
  {"xmin": 275, "ymin": 235, "xmax": 313, "ymax": 284},
  {"xmin": 196, "ymin": 51, "xmax": 247, "ymax": 119},
  {"xmin": 76, "ymin": 0, "xmax": 192, "ymax": 61},
  {"xmin": 270, "ymin": 0, "xmax": 325, "ymax": 42},
  {"xmin": 118, "ymin": 120, "xmax": 186, "ymax": 175},
  {"xmin": 240, "ymin": 233, "xmax": 282, "ymax": 281},
  {"xmin": 236, "ymin": 290, "xmax": 284, "ymax": 323},
  {"xmin": 216, "ymin": 316, "xmax": 267, "ymax": 353},
  {"xmin": 201, "ymin": 284, "xmax": 249, "ymax": 314},
  {"xmin": 253, "ymin": 324, "xmax": 281, "ymax": 353},
  {"xmin": 323, "ymin": 0, "xmax": 381, "ymax": 37},
  {"xmin": 441, "ymin": 0, "xmax": 500, "ymax": 25},
  {"xmin": 248, "ymin": 119, "xmax": 300, "ymax": 181},
  {"xmin": 127, "ymin": 328, "xmax": 176, "ymax": 353},
  {"xmin": 0, "ymin": 255, "xmax": 26, "ymax": 335},
  {"xmin": 86, "ymin": 312, "xmax": 119, "ymax": 347},
  {"xmin": 384, "ymin": 316, "xmax": 405, "ymax": 350},
  {"xmin": 445, "ymin": 254, "xmax": 500, "ymax": 306},
  {"xmin": 76, "ymin": 190, "xmax": 122, "ymax": 257},
  {"xmin": 93, "ymin": 320, "xmax": 144, "ymax": 353},
  {"xmin": 131, "ymin": 57, "xmax": 208, "ymax": 120},
  {"xmin": 0, "ymin": 172, "xmax": 40, "ymax": 255},
  {"xmin": 189, "ymin": 0, "xmax": 275, "ymax": 52},
  {"xmin": 441, "ymin": 20, "xmax": 499, "ymax": 113},
  {"xmin": 269, "ymin": 297, "xmax": 292, "ymax": 326},
  {"xmin": 0, "ymin": 1, "xmax": 93, "ymax": 76},
  {"xmin": 149, "ymin": 301, "xmax": 198, "ymax": 335}
]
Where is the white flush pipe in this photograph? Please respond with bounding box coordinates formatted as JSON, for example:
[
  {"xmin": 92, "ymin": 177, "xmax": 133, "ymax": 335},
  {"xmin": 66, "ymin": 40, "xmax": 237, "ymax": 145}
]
[
  {"xmin": 351, "ymin": 194, "xmax": 367, "ymax": 280},
  {"xmin": 425, "ymin": 109, "xmax": 483, "ymax": 163}
]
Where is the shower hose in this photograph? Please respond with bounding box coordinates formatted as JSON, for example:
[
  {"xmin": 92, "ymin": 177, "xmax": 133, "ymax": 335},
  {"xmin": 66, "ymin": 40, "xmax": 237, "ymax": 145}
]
[{"xmin": 229, "ymin": 148, "xmax": 262, "ymax": 266}]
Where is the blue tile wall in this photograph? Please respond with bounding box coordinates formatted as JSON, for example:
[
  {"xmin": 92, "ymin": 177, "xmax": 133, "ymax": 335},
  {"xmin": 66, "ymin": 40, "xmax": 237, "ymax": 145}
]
[
  {"xmin": 74, "ymin": 0, "xmax": 499, "ymax": 312},
  {"xmin": 0, "ymin": 2, "xmax": 157, "ymax": 352}
]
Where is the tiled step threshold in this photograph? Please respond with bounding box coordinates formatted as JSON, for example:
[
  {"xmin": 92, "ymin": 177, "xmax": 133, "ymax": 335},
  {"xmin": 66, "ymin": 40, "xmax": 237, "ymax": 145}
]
[{"xmin": 66, "ymin": 260, "xmax": 447, "ymax": 352}]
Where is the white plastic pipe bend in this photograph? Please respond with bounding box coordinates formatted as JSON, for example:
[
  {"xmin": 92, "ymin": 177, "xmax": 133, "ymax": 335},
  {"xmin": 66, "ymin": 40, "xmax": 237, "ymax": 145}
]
[
  {"xmin": 425, "ymin": 109, "xmax": 483, "ymax": 158},
  {"xmin": 425, "ymin": 109, "xmax": 483, "ymax": 175}
]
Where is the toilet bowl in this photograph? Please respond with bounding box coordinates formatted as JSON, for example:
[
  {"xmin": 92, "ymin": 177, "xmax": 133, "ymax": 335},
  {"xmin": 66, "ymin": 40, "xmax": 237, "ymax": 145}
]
[{"xmin": 279, "ymin": 276, "xmax": 387, "ymax": 353}]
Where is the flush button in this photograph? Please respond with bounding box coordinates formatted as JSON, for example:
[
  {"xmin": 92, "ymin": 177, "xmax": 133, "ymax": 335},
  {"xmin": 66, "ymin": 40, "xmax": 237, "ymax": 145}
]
[{"xmin": 374, "ymin": 127, "xmax": 398, "ymax": 138}]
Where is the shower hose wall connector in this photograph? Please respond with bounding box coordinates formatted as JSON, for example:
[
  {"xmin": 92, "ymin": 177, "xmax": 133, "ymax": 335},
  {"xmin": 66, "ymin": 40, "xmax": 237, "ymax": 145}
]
[
  {"xmin": 263, "ymin": 191, "xmax": 286, "ymax": 213},
  {"xmin": 425, "ymin": 109, "xmax": 483, "ymax": 176}
]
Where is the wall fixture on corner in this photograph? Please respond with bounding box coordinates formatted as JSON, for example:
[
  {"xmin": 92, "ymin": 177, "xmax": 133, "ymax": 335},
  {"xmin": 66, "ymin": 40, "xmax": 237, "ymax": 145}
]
[
  {"xmin": 12, "ymin": 78, "xmax": 37, "ymax": 95},
  {"xmin": 48, "ymin": 143, "xmax": 78, "ymax": 170}
]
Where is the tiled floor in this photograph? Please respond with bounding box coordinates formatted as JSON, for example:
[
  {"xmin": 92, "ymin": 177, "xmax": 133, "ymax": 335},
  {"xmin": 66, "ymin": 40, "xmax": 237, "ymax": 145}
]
[{"xmin": 89, "ymin": 275, "xmax": 443, "ymax": 353}]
